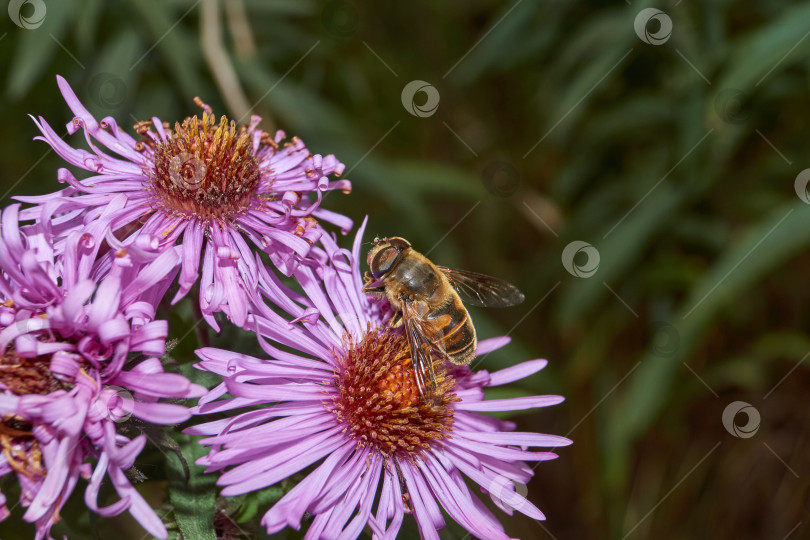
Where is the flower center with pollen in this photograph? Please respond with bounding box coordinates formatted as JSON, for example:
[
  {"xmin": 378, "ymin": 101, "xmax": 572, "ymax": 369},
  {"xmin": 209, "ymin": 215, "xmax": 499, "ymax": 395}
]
[
  {"xmin": 0, "ymin": 415, "xmax": 43, "ymax": 480},
  {"xmin": 0, "ymin": 349, "xmax": 70, "ymax": 396},
  {"xmin": 139, "ymin": 102, "xmax": 263, "ymax": 219},
  {"xmin": 0, "ymin": 350, "xmax": 64, "ymax": 480},
  {"xmin": 330, "ymin": 325, "xmax": 457, "ymax": 457}
]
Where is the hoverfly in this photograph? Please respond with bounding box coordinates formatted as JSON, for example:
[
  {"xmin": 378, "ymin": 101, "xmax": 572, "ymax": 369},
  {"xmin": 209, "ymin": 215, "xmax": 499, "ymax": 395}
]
[{"xmin": 362, "ymin": 237, "xmax": 524, "ymax": 404}]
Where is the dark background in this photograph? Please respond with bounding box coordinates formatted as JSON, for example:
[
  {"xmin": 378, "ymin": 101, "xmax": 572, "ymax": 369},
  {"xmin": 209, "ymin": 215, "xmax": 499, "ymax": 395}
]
[{"xmin": 0, "ymin": 1, "xmax": 809, "ymax": 539}]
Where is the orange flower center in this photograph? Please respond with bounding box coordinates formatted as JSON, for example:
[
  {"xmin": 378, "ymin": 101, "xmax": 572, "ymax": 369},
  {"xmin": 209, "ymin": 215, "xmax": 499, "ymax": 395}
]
[
  {"xmin": 141, "ymin": 105, "xmax": 264, "ymax": 219},
  {"xmin": 330, "ymin": 324, "xmax": 457, "ymax": 458},
  {"xmin": 0, "ymin": 349, "xmax": 68, "ymax": 396},
  {"xmin": 0, "ymin": 349, "xmax": 57, "ymax": 480},
  {"xmin": 0, "ymin": 416, "xmax": 44, "ymax": 480}
]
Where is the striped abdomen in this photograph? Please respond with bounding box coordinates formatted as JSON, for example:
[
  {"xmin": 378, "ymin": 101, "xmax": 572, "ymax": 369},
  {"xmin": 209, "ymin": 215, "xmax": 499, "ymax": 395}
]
[{"xmin": 427, "ymin": 292, "xmax": 477, "ymax": 365}]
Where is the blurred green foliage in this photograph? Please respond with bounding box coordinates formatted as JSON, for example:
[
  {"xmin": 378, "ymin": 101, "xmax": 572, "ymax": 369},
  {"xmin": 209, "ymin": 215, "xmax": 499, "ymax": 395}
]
[{"xmin": 1, "ymin": 0, "xmax": 809, "ymax": 538}]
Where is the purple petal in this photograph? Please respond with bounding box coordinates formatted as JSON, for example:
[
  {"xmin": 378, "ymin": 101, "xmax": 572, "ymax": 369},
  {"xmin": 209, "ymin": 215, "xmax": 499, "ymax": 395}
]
[
  {"xmin": 449, "ymin": 451, "xmax": 547, "ymax": 521},
  {"xmin": 476, "ymin": 336, "xmax": 511, "ymax": 356},
  {"xmin": 225, "ymin": 379, "xmax": 329, "ymax": 402},
  {"xmin": 87, "ymin": 276, "xmax": 122, "ymax": 329},
  {"xmin": 455, "ymin": 395, "xmax": 565, "ymax": 412},
  {"xmin": 455, "ymin": 430, "xmax": 572, "ymax": 448},
  {"xmin": 107, "ymin": 465, "xmax": 168, "ymax": 538},
  {"xmin": 219, "ymin": 430, "xmax": 344, "ymax": 496},
  {"xmin": 449, "ymin": 437, "xmax": 559, "ymax": 462},
  {"xmin": 172, "ymin": 217, "xmax": 204, "ymax": 303},
  {"xmin": 131, "ymin": 401, "xmax": 192, "ymax": 424},
  {"xmin": 115, "ymin": 371, "xmax": 203, "ymax": 399},
  {"xmin": 84, "ymin": 453, "xmax": 131, "ymax": 516},
  {"xmin": 23, "ymin": 435, "xmax": 75, "ymax": 521},
  {"xmin": 421, "ymin": 452, "xmax": 509, "ymax": 540},
  {"xmin": 487, "ymin": 359, "xmax": 548, "ymax": 386},
  {"xmin": 399, "ymin": 464, "xmax": 442, "ymax": 540},
  {"xmin": 261, "ymin": 442, "xmax": 356, "ymax": 534}
]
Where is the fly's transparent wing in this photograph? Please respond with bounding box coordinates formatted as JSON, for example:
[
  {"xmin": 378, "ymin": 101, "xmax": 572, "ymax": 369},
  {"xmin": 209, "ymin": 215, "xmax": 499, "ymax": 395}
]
[
  {"xmin": 436, "ymin": 266, "xmax": 525, "ymax": 308},
  {"xmin": 401, "ymin": 302, "xmax": 446, "ymax": 406}
]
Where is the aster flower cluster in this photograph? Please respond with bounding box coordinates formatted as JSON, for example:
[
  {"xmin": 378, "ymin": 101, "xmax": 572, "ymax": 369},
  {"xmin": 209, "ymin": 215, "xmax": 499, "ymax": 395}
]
[
  {"xmin": 0, "ymin": 75, "xmax": 569, "ymax": 539},
  {"xmin": 20, "ymin": 76, "xmax": 351, "ymax": 330},
  {"xmin": 0, "ymin": 205, "xmax": 203, "ymax": 538},
  {"xmin": 191, "ymin": 220, "xmax": 571, "ymax": 539}
]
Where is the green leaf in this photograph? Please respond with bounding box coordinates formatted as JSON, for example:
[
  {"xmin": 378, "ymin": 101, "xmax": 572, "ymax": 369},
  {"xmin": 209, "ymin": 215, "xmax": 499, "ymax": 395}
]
[
  {"xmin": 450, "ymin": 0, "xmax": 551, "ymax": 84},
  {"xmin": 128, "ymin": 0, "xmax": 206, "ymax": 100},
  {"xmin": 605, "ymin": 201, "xmax": 810, "ymax": 487},
  {"xmin": 715, "ymin": 3, "xmax": 810, "ymax": 93},
  {"xmin": 557, "ymin": 181, "xmax": 687, "ymax": 327},
  {"xmin": 166, "ymin": 433, "xmax": 218, "ymax": 540},
  {"xmin": 387, "ymin": 161, "xmax": 484, "ymax": 199},
  {"xmin": 82, "ymin": 28, "xmax": 142, "ymax": 117},
  {"xmin": 7, "ymin": 0, "xmax": 76, "ymax": 99},
  {"xmin": 74, "ymin": 0, "xmax": 105, "ymax": 54},
  {"xmin": 233, "ymin": 486, "xmax": 285, "ymax": 523}
]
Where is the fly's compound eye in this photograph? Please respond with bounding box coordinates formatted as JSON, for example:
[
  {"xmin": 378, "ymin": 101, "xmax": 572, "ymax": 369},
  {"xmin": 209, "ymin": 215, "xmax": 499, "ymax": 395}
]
[
  {"xmin": 370, "ymin": 246, "xmax": 400, "ymax": 279},
  {"xmin": 388, "ymin": 237, "xmax": 411, "ymax": 250}
]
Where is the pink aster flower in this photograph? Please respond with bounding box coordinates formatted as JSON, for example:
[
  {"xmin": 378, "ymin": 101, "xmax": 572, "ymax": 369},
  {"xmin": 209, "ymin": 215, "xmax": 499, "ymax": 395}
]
[
  {"xmin": 189, "ymin": 219, "xmax": 570, "ymax": 539},
  {"xmin": 18, "ymin": 75, "xmax": 352, "ymax": 330},
  {"xmin": 0, "ymin": 205, "xmax": 205, "ymax": 539}
]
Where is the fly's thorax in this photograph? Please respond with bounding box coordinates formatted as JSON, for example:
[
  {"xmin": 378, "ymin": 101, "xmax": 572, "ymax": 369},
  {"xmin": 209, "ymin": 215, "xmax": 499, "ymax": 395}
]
[{"xmin": 386, "ymin": 252, "xmax": 443, "ymax": 301}]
